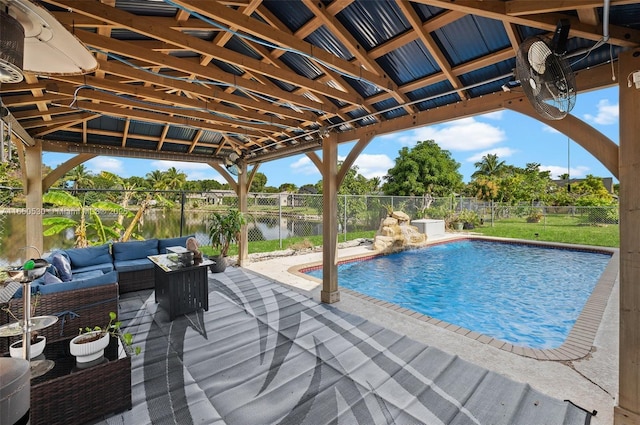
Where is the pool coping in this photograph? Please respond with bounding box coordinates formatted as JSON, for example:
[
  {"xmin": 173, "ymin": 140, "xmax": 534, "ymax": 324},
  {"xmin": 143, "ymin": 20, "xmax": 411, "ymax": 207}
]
[{"xmin": 289, "ymin": 235, "xmax": 619, "ymax": 361}]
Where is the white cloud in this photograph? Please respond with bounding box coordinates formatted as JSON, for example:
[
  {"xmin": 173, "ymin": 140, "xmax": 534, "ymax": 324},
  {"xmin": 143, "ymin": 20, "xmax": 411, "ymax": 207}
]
[
  {"xmin": 86, "ymin": 157, "xmax": 124, "ymax": 174},
  {"xmin": 542, "ymin": 125, "xmax": 560, "ymax": 134},
  {"xmin": 540, "ymin": 165, "xmax": 590, "ymax": 179},
  {"xmin": 465, "ymin": 147, "xmax": 517, "ymax": 163},
  {"xmin": 352, "ymin": 154, "xmax": 394, "ymax": 179},
  {"xmin": 480, "ymin": 111, "xmax": 504, "ymax": 120},
  {"xmin": 583, "ymin": 99, "xmax": 618, "ymax": 125},
  {"xmin": 394, "ymin": 117, "xmax": 506, "ymax": 151},
  {"xmin": 149, "ymin": 160, "xmax": 222, "ymax": 181},
  {"xmin": 290, "ymin": 157, "xmax": 320, "ymax": 177},
  {"xmin": 290, "ymin": 154, "xmax": 393, "ymax": 180}
]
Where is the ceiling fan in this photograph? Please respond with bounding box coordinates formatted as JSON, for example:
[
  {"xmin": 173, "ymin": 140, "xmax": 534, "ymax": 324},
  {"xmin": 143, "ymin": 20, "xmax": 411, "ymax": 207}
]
[
  {"xmin": 0, "ymin": 0, "xmax": 98, "ymax": 83},
  {"xmin": 225, "ymin": 152, "xmax": 242, "ymax": 176},
  {"xmin": 515, "ymin": 19, "xmax": 576, "ymax": 120}
]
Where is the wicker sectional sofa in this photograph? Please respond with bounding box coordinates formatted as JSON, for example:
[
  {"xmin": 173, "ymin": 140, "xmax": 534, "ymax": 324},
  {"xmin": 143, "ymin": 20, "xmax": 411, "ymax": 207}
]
[
  {"xmin": 44, "ymin": 235, "xmax": 194, "ymax": 294},
  {"xmin": 0, "ymin": 235, "xmax": 194, "ymax": 352}
]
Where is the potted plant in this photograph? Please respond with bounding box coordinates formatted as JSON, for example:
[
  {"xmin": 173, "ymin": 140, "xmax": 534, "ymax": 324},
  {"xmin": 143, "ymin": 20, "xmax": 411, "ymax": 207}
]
[
  {"xmin": 207, "ymin": 209, "xmax": 246, "ymax": 273},
  {"xmin": 458, "ymin": 209, "xmax": 480, "ymax": 229},
  {"xmin": 3, "ymin": 293, "xmax": 47, "ymax": 360},
  {"xmin": 69, "ymin": 311, "xmax": 140, "ymax": 364},
  {"xmin": 447, "ymin": 212, "xmax": 464, "ymax": 231},
  {"xmin": 526, "ymin": 210, "xmax": 543, "ymax": 223}
]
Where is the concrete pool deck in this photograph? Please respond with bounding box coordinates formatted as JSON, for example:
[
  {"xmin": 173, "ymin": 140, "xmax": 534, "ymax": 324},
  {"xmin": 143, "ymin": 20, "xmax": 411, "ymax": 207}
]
[{"xmin": 243, "ymin": 234, "xmax": 619, "ymax": 425}]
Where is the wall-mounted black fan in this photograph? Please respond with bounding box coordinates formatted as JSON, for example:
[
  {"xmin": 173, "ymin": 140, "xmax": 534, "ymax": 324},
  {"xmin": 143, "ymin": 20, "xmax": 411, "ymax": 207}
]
[
  {"xmin": 515, "ymin": 20, "xmax": 576, "ymax": 120},
  {"xmin": 225, "ymin": 152, "xmax": 242, "ymax": 176}
]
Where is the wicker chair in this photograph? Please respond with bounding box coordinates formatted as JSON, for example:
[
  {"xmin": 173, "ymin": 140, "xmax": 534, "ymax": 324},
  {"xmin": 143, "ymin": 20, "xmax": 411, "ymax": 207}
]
[{"xmin": 0, "ymin": 282, "xmax": 119, "ymax": 354}]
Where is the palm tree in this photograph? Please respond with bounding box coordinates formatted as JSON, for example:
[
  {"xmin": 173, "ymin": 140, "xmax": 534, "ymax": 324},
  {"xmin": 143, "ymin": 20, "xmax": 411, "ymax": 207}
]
[
  {"xmin": 164, "ymin": 167, "xmax": 187, "ymax": 191},
  {"xmin": 471, "ymin": 154, "xmax": 506, "ymax": 179},
  {"xmin": 370, "ymin": 176, "xmax": 381, "ymax": 192},
  {"xmin": 66, "ymin": 165, "xmax": 94, "ymax": 195},
  {"xmin": 145, "ymin": 170, "xmax": 167, "ymax": 190}
]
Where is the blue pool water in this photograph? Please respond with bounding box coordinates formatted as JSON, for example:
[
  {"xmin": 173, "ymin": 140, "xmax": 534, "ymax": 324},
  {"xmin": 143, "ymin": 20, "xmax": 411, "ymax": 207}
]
[{"xmin": 306, "ymin": 240, "xmax": 612, "ymax": 349}]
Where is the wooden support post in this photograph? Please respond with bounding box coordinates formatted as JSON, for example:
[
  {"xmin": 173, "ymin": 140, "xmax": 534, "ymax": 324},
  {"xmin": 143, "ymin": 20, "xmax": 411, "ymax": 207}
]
[
  {"xmin": 321, "ymin": 136, "xmax": 339, "ymax": 303},
  {"xmin": 615, "ymin": 48, "xmax": 640, "ymax": 425},
  {"xmin": 237, "ymin": 161, "xmax": 249, "ymax": 267},
  {"xmin": 24, "ymin": 141, "xmax": 43, "ymax": 256}
]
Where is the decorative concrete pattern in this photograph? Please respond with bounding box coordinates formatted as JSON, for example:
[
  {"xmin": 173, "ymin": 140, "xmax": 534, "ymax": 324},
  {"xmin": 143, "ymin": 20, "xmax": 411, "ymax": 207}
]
[{"xmin": 98, "ymin": 267, "xmax": 594, "ymax": 424}]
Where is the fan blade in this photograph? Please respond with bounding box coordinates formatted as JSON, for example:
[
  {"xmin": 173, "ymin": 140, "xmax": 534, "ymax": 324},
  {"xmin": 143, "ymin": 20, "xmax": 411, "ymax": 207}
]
[
  {"xmin": 528, "ymin": 40, "xmax": 552, "ymax": 75},
  {"xmin": 226, "ymin": 164, "xmax": 241, "ymax": 176}
]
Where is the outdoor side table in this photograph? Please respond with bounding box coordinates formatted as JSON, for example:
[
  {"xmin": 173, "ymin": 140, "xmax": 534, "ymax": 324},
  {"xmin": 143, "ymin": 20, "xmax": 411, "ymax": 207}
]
[
  {"xmin": 148, "ymin": 254, "xmax": 212, "ymax": 321},
  {"xmin": 23, "ymin": 335, "xmax": 131, "ymax": 425}
]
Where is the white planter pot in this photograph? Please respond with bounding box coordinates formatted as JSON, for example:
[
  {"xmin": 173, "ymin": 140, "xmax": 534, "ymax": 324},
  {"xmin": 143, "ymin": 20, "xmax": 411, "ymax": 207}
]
[
  {"xmin": 69, "ymin": 331, "xmax": 109, "ymax": 364},
  {"xmin": 9, "ymin": 335, "xmax": 46, "ymax": 359}
]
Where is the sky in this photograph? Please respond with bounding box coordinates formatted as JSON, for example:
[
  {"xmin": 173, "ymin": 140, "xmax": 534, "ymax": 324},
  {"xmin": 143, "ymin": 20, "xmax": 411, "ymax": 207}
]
[{"xmin": 42, "ymin": 86, "xmax": 620, "ymax": 189}]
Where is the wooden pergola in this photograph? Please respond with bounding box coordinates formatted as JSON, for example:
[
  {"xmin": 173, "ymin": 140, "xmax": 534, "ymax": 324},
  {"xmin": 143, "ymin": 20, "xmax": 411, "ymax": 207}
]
[{"xmin": 1, "ymin": 1, "xmax": 639, "ymax": 422}]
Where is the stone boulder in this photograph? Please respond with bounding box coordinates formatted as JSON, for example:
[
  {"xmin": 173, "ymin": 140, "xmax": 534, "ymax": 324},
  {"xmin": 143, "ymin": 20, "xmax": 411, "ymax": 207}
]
[{"xmin": 373, "ymin": 212, "xmax": 427, "ymax": 253}]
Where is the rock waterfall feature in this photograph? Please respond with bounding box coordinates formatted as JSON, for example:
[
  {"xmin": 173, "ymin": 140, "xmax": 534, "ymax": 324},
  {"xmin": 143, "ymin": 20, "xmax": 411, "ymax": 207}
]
[{"xmin": 373, "ymin": 211, "xmax": 427, "ymax": 253}]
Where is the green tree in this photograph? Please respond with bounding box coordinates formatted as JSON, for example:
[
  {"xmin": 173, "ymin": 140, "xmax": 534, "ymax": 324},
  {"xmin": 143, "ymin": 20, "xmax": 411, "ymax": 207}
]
[
  {"xmin": 164, "ymin": 167, "xmax": 186, "ymax": 191},
  {"xmin": 518, "ymin": 163, "xmax": 553, "ymax": 203},
  {"xmin": 338, "ymin": 164, "xmax": 374, "ymax": 231},
  {"xmin": 66, "ymin": 164, "xmax": 94, "ymax": 194},
  {"xmin": 573, "ymin": 175, "xmax": 615, "ymax": 206},
  {"xmin": 146, "ymin": 170, "xmax": 167, "ymax": 190},
  {"xmin": 279, "ymin": 183, "xmax": 297, "ymax": 192},
  {"xmin": 382, "ymin": 140, "xmax": 463, "ymax": 196},
  {"xmin": 250, "ymin": 172, "xmax": 268, "ymax": 192},
  {"xmin": 370, "ymin": 176, "xmax": 381, "ymax": 192},
  {"xmin": 471, "ymin": 153, "xmax": 506, "ymax": 179}
]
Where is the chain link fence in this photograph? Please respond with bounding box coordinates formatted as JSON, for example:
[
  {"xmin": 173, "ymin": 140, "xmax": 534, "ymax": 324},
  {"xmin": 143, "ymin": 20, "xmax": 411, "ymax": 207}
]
[{"xmin": 0, "ymin": 187, "xmax": 619, "ymax": 267}]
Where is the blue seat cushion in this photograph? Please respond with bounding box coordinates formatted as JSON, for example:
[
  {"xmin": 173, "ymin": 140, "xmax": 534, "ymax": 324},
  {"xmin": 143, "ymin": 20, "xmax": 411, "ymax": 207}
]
[
  {"xmin": 65, "ymin": 244, "xmax": 112, "ymax": 269},
  {"xmin": 13, "ymin": 280, "xmax": 41, "ymax": 298},
  {"xmin": 37, "ymin": 270, "xmax": 118, "ymax": 295},
  {"xmin": 158, "ymin": 235, "xmax": 194, "ymax": 254},
  {"xmin": 71, "ymin": 262, "xmax": 114, "ymax": 274},
  {"xmin": 113, "ymin": 239, "xmax": 158, "ymax": 261},
  {"xmin": 113, "ymin": 258, "xmax": 154, "ymax": 273}
]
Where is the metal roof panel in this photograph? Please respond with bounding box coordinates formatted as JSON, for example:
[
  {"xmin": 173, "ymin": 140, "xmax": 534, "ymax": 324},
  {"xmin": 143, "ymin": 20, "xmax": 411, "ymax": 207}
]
[
  {"xmin": 337, "ymin": 0, "xmax": 411, "ymax": 51},
  {"xmin": 377, "ymin": 41, "xmax": 439, "ymax": 85},
  {"xmin": 433, "ymin": 15, "xmax": 511, "ymax": 66},
  {"xmin": 306, "ymin": 26, "xmax": 354, "ymax": 61},
  {"xmin": 262, "ymin": 0, "xmax": 314, "ymax": 32}
]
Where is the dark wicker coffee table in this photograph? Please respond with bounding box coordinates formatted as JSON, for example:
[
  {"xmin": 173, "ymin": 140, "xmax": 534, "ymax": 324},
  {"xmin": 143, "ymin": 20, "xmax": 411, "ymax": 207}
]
[
  {"xmin": 28, "ymin": 335, "xmax": 131, "ymax": 425},
  {"xmin": 149, "ymin": 254, "xmax": 212, "ymax": 321}
]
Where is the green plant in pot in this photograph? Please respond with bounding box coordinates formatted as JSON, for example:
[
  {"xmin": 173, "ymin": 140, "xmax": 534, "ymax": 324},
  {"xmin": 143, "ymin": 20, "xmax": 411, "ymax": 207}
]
[
  {"xmin": 207, "ymin": 209, "xmax": 246, "ymax": 273},
  {"xmin": 69, "ymin": 311, "xmax": 140, "ymax": 365},
  {"xmin": 3, "ymin": 293, "xmax": 46, "ymax": 359}
]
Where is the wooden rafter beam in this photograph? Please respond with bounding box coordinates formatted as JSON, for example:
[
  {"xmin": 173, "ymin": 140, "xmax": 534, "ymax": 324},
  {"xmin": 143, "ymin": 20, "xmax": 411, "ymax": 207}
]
[
  {"xmin": 43, "ymin": 78, "xmax": 300, "ymax": 135},
  {"xmin": 412, "ymin": 0, "xmax": 640, "ymax": 47},
  {"xmin": 505, "ymin": 0, "xmax": 639, "ymax": 16},
  {"xmin": 397, "ymin": 0, "xmax": 468, "ymax": 100},
  {"xmin": 71, "ymin": 30, "xmax": 339, "ymax": 116},
  {"xmin": 47, "ymin": 0, "xmax": 366, "ymax": 105}
]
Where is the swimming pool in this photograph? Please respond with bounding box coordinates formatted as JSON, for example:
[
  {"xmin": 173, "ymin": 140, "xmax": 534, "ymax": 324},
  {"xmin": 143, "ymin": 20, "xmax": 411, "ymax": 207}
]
[{"xmin": 304, "ymin": 239, "xmax": 613, "ymax": 349}]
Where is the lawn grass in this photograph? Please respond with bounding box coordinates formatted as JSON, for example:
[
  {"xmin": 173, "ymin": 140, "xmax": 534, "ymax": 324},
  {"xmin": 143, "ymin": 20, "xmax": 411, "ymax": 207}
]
[
  {"xmin": 201, "ymin": 230, "xmax": 378, "ymax": 257},
  {"xmin": 472, "ymin": 214, "xmax": 619, "ymax": 247},
  {"xmin": 201, "ymin": 215, "xmax": 618, "ymax": 257}
]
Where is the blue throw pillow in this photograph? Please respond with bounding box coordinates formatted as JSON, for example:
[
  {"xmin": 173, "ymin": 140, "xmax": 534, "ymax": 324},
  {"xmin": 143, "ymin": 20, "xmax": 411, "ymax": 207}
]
[
  {"xmin": 42, "ymin": 271, "xmax": 62, "ymax": 285},
  {"xmin": 51, "ymin": 252, "xmax": 72, "ymax": 282}
]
